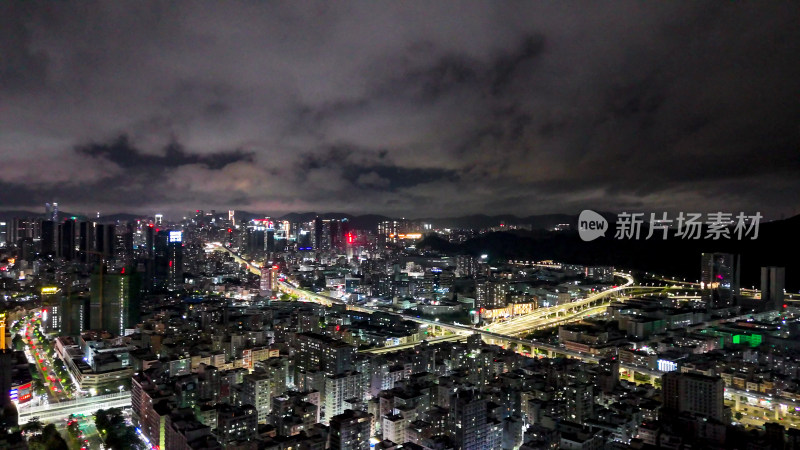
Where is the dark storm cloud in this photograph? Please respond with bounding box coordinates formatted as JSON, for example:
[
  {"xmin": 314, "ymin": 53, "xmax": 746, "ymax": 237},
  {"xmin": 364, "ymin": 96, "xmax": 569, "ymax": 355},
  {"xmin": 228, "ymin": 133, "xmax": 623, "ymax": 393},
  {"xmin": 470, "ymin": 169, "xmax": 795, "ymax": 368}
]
[
  {"xmin": 345, "ymin": 166, "xmax": 459, "ymax": 191},
  {"xmin": 0, "ymin": 3, "xmax": 48, "ymax": 92},
  {"xmin": 1, "ymin": 1, "xmax": 799, "ymax": 218},
  {"xmin": 77, "ymin": 135, "xmax": 254, "ymax": 170}
]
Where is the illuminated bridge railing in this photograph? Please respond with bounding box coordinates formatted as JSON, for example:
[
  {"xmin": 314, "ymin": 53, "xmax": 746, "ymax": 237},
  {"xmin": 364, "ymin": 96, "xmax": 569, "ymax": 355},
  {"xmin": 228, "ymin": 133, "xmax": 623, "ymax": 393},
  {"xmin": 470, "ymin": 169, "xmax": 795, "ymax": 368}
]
[{"xmin": 18, "ymin": 391, "xmax": 131, "ymax": 425}]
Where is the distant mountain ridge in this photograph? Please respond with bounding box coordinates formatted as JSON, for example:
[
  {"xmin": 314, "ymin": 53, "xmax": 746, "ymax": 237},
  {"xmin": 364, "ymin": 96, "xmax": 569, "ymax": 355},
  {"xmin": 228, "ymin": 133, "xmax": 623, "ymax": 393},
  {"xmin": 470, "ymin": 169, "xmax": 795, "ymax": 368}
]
[{"xmin": 437, "ymin": 214, "xmax": 800, "ymax": 291}]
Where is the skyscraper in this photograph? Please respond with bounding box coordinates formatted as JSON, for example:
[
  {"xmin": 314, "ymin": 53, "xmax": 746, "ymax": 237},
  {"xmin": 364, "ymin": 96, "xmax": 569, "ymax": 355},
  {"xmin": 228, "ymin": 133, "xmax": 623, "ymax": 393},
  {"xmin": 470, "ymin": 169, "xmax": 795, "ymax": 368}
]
[
  {"xmin": 247, "ymin": 225, "xmax": 265, "ymax": 255},
  {"xmin": 79, "ymin": 221, "xmax": 96, "ymax": 263},
  {"xmin": 241, "ymin": 371, "xmax": 273, "ymax": 423},
  {"xmin": 45, "ymin": 202, "xmax": 58, "ymax": 222},
  {"xmin": 40, "ymin": 220, "xmax": 56, "ymax": 256},
  {"xmin": 475, "ymin": 279, "xmax": 509, "ymax": 310},
  {"xmin": 89, "ymin": 268, "xmax": 142, "ymax": 336},
  {"xmin": 154, "ymin": 230, "xmax": 184, "ymax": 290},
  {"xmin": 59, "ymin": 219, "xmax": 76, "ymax": 261},
  {"xmin": 11, "ymin": 218, "xmax": 41, "ymax": 244},
  {"xmin": 266, "ymin": 229, "xmax": 275, "ymax": 253},
  {"xmin": 329, "ymin": 219, "xmax": 340, "ymax": 250},
  {"xmin": 144, "ymin": 224, "xmax": 154, "ymax": 259},
  {"xmin": 61, "ymin": 294, "xmax": 89, "ymax": 338},
  {"xmin": 449, "ymin": 390, "xmax": 502, "ymax": 450},
  {"xmin": 167, "ymin": 230, "xmax": 184, "ymax": 290},
  {"xmin": 314, "ymin": 217, "xmax": 323, "ymax": 251},
  {"xmin": 95, "ymin": 224, "xmax": 106, "ymax": 258},
  {"xmin": 761, "ymin": 266, "xmax": 786, "ymax": 311},
  {"xmin": 41, "ymin": 287, "xmax": 62, "ymax": 333},
  {"xmin": 95, "ymin": 223, "xmax": 116, "ymax": 258},
  {"xmin": 700, "ymin": 253, "xmax": 740, "ymax": 309},
  {"xmin": 260, "ymin": 265, "xmax": 277, "ymax": 298}
]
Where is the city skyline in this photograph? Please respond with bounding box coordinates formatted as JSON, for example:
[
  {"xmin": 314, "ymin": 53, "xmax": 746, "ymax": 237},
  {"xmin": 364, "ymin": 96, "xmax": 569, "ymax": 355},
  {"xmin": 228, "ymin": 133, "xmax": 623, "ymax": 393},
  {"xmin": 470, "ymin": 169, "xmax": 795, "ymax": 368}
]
[
  {"xmin": 2, "ymin": 2, "xmax": 800, "ymax": 218},
  {"xmin": 3, "ymin": 3, "xmax": 800, "ymax": 449}
]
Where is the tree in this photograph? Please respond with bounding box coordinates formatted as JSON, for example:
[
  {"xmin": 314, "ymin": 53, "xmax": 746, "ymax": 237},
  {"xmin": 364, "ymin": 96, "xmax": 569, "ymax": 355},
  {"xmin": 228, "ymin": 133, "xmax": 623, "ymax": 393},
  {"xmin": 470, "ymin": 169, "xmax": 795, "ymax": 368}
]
[
  {"xmin": 27, "ymin": 424, "xmax": 68, "ymax": 450},
  {"xmin": 95, "ymin": 408, "xmax": 144, "ymax": 450},
  {"xmin": 21, "ymin": 418, "xmax": 43, "ymax": 434},
  {"xmin": 94, "ymin": 408, "xmax": 114, "ymax": 433},
  {"xmin": 12, "ymin": 335, "xmax": 24, "ymax": 351},
  {"xmin": 32, "ymin": 378, "xmax": 46, "ymax": 396}
]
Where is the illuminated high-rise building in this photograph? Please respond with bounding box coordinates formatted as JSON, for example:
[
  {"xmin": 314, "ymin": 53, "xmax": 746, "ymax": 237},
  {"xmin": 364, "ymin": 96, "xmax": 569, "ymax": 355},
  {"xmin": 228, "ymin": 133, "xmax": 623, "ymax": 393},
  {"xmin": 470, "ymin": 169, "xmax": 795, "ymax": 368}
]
[
  {"xmin": 246, "ymin": 225, "xmax": 265, "ymax": 254},
  {"xmin": 298, "ymin": 226, "xmax": 312, "ymax": 250},
  {"xmin": 449, "ymin": 390, "xmax": 502, "ymax": 450},
  {"xmin": 41, "ymin": 286, "xmax": 62, "ymax": 333},
  {"xmin": 475, "ymin": 279, "xmax": 509, "ymax": 309},
  {"xmin": 260, "ymin": 265, "xmax": 278, "ymax": 297},
  {"xmin": 145, "ymin": 224, "xmax": 155, "ymax": 257},
  {"xmin": 166, "ymin": 230, "xmax": 184, "ymax": 291},
  {"xmin": 295, "ymin": 332, "xmax": 356, "ymax": 376},
  {"xmin": 154, "ymin": 230, "xmax": 184, "ymax": 291},
  {"xmin": 281, "ymin": 220, "xmax": 292, "ymax": 240},
  {"xmin": 10, "ymin": 218, "xmax": 40, "ymax": 244},
  {"xmin": 700, "ymin": 253, "xmax": 740, "ymax": 309}
]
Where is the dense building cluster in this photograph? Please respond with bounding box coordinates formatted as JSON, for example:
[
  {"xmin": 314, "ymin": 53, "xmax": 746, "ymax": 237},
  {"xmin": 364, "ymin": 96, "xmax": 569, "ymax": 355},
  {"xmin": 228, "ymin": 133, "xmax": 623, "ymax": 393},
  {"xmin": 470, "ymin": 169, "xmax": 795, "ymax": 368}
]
[{"xmin": 0, "ymin": 209, "xmax": 797, "ymax": 449}]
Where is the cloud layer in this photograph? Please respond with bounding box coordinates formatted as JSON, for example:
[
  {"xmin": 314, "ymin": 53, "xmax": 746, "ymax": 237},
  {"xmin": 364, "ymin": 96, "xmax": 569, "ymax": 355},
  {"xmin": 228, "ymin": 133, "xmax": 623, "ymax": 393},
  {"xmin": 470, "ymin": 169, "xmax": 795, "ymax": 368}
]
[{"xmin": 1, "ymin": 1, "xmax": 799, "ymax": 219}]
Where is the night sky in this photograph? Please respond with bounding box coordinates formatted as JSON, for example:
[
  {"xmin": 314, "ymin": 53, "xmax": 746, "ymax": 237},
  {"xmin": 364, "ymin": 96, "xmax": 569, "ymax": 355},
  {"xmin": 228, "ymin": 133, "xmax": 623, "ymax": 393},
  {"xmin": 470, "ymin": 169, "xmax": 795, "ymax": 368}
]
[{"xmin": 2, "ymin": 2, "xmax": 799, "ymax": 219}]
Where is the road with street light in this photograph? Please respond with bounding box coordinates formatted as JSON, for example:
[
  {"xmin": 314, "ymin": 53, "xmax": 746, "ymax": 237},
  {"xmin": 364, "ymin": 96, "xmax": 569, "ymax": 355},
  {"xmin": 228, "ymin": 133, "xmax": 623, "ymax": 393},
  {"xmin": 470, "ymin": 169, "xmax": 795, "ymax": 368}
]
[{"xmin": 21, "ymin": 314, "xmax": 70, "ymax": 403}]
